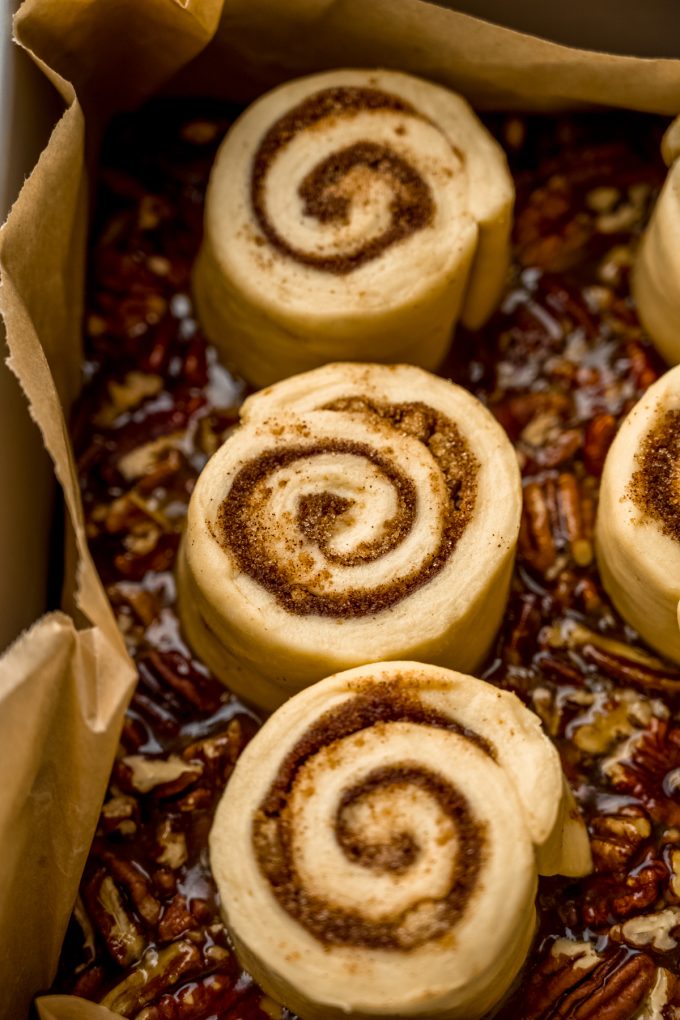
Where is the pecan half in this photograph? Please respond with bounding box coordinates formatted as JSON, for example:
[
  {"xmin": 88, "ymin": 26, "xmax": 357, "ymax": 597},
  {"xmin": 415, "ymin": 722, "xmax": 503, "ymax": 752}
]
[
  {"xmin": 133, "ymin": 970, "xmax": 241, "ymax": 1020},
  {"xmin": 580, "ymin": 859, "xmax": 668, "ymax": 926},
  {"xmin": 607, "ymin": 718, "xmax": 680, "ymax": 826},
  {"xmin": 100, "ymin": 853, "xmax": 161, "ymax": 926},
  {"xmin": 612, "ymin": 907, "xmax": 680, "ymax": 952},
  {"xmin": 590, "ymin": 811, "xmax": 652, "ymax": 873},
  {"xmin": 100, "ymin": 941, "xmax": 203, "ymax": 1016},
  {"xmin": 83, "ymin": 870, "xmax": 145, "ymax": 968},
  {"xmin": 523, "ymin": 942, "xmax": 656, "ymax": 1020},
  {"xmin": 157, "ymin": 893, "xmax": 195, "ymax": 943}
]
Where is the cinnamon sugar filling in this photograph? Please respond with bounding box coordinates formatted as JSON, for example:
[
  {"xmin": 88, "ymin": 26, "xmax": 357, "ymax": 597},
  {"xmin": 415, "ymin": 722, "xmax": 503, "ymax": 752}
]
[
  {"xmin": 629, "ymin": 408, "xmax": 680, "ymax": 542},
  {"xmin": 217, "ymin": 402, "xmax": 478, "ymax": 617},
  {"xmin": 250, "ymin": 86, "xmax": 437, "ymax": 273},
  {"xmin": 252, "ymin": 681, "xmax": 488, "ymax": 949}
]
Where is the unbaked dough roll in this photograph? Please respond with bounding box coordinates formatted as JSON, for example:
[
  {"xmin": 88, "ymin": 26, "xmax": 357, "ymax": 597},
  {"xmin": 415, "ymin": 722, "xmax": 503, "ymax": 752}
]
[
  {"xmin": 210, "ymin": 661, "xmax": 591, "ymax": 1020},
  {"xmin": 633, "ymin": 117, "xmax": 680, "ymax": 364},
  {"xmin": 193, "ymin": 69, "xmax": 513, "ymax": 387},
  {"xmin": 178, "ymin": 363, "xmax": 521, "ymax": 710},
  {"xmin": 596, "ymin": 364, "xmax": 680, "ymax": 663}
]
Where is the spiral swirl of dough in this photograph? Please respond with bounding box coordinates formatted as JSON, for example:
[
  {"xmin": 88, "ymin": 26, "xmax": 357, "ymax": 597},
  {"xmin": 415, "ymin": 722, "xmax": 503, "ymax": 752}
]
[
  {"xmin": 193, "ymin": 69, "xmax": 513, "ymax": 386},
  {"xmin": 210, "ymin": 662, "xmax": 591, "ymax": 1020},
  {"xmin": 250, "ymin": 87, "xmax": 435, "ymax": 274},
  {"xmin": 596, "ymin": 364, "xmax": 680, "ymax": 662},
  {"xmin": 177, "ymin": 363, "xmax": 522, "ymax": 710}
]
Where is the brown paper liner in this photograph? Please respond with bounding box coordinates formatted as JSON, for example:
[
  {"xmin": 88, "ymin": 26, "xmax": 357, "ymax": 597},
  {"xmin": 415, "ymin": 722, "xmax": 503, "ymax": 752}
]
[{"xmin": 1, "ymin": 1, "xmax": 679, "ymax": 1016}]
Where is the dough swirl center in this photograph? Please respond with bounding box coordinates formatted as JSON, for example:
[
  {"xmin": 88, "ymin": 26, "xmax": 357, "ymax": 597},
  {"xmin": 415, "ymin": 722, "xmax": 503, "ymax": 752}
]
[
  {"xmin": 250, "ymin": 86, "xmax": 438, "ymax": 274},
  {"xmin": 217, "ymin": 403, "xmax": 478, "ymax": 617},
  {"xmin": 252, "ymin": 682, "xmax": 488, "ymax": 950}
]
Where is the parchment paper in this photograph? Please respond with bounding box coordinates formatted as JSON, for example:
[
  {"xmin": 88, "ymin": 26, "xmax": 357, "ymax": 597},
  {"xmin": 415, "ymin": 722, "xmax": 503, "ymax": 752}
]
[{"xmin": 1, "ymin": 2, "xmax": 680, "ymax": 1018}]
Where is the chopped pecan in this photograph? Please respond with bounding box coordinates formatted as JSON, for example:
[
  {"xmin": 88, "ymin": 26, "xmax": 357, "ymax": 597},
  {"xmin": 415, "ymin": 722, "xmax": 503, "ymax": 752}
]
[
  {"xmin": 580, "ymin": 859, "xmax": 668, "ymax": 926},
  {"xmin": 612, "ymin": 907, "xmax": 680, "ymax": 952},
  {"xmin": 520, "ymin": 480, "xmax": 557, "ymax": 573},
  {"xmin": 639, "ymin": 967, "xmax": 680, "ymax": 1019},
  {"xmin": 124, "ymin": 520, "xmax": 164, "ymax": 557},
  {"xmin": 84, "ymin": 870, "xmax": 146, "ymax": 967},
  {"xmin": 100, "ymin": 941, "xmax": 203, "ymax": 1017},
  {"xmin": 133, "ymin": 970, "xmax": 241, "ymax": 1020},
  {"xmin": 117, "ymin": 434, "xmax": 185, "ymax": 482},
  {"xmin": 584, "ymin": 413, "xmax": 617, "ymax": 476},
  {"xmin": 520, "ymin": 473, "xmax": 594, "ymax": 576},
  {"xmin": 577, "ymin": 635, "xmax": 680, "ymax": 695},
  {"xmin": 190, "ymin": 899, "xmax": 215, "ymax": 925},
  {"xmin": 666, "ymin": 845, "xmax": 680, "ymax": 899},
  {"xmin": 114, "ymin": 532, "xmax": 180, "ymax": 579},
  {"xmin": 157, "ymin": 893, "xmax": 195, "ymax": 942},
  {"xmin": 545, "ymin": 621, "xmax": 680, "ymax": 695},
  {"xmin": 181, "ymin": 717, "xmax": 255, "ymax": 783},
  {"xmin": 590, "ymin": 811, "xmax": 651, "ymax": 873},
  {"xmin": 100, "ymin": 794, "xmax": 140, "ymax": 837},
  {"xmin": 626, "ymin": 339, "xmax": 660, "ymax": 392},
  {"xmin": 515, "ymin": 177, "xmax": 593, "ymax": 272},
  {"xmin": 154, "ymin": 820, "xmax": 188, "ymax": 870},
  {"xmin": 100, "ymin": 853, "xmax": 161, "ymax": 926},
  {"xmin": 118, "ymin": 754, "xmax": 203, "ymax": 796},
  {"xmin": 532, "ymin": 429, "xmax": 583, "ymax": 470},
  {"xmin": 532, "ymin": 685, "xmax": 594, "ymax": 739},
  {"xmin": 556, "ymin": 472, "xmax": 593, "ymax": 566},
  {"xmin": 95, "ymin": 371, "xmax": 163, "ymax": 427},
  {"xmin": 136, "ymin": 448, "xmax": 185, "ymax": 494},
  {"xmin": 567, "ymin": 689, "xmax": 654, "ymax": 756},
  {"xmin": 494, "ymin": 392, "xmax": 572, "ymax": 440},
  {"xmin": 606, "ymin": 718, "xmax": 680, "ymax": 825},
  {"xmin": 137, "ymin": 195, "xmax": 172, "ymax": 232},
  {"xmin": 523, "ymin": 942, "xmax": 656, "ymax": 1020},
  {"xmin": 109, "ymin": 583, "xmax": 161, "ymax": 628},
  {"xmin": 174, "ymin": 786, "xmax": 213, "ymax": 813},
  {"xmin": 505, "ymin": 594, "xmax": 541, "ymax": 665},
  {"xmin": 141, "ymin": 650, "xmax": 224, "ymax": 713},
  {"xmin": 152, "ymin": 867, "xmax": 177, "ymax": 897}
]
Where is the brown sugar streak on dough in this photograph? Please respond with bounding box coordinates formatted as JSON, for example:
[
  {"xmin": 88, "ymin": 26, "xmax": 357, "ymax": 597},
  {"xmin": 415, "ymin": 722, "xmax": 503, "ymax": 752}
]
[
  {"xmin": 218, "ymin": 439, "xmax": 417, "ymax": 615},
  {"xmin": 252, "ymin": 680, "xmax": 488, "ymax": 949},
  {"xmin": 323, "ymin": 398, "xmax": 478, "ymax": 507},
  {"xmin": 216, "ymin": 402, "xmax": 478, "ymax": 617},
  {"xmin": 250, "ymin": 87, "xmax": 437, "ymax": 274},
  {"xmin": 629, "ymin": 408, "xmax": 680, "ymax": 542}
]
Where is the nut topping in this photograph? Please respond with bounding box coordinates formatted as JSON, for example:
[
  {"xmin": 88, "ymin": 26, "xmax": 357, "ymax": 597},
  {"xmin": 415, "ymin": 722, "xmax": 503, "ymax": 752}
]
[
  {"xmin": 590, "ymin": 811, "xmax": 652, "ymax": 873},
  {"xmin": 523, "ymin": 942, "xmax": 656, "ymax": 1020},
  {"xmin": 612, "ymin": 907, "xmax": 680, "ymax": 952},
  {"xmin": 100, "ymin": 941, "xmax": 203, "ymax": 1016}
]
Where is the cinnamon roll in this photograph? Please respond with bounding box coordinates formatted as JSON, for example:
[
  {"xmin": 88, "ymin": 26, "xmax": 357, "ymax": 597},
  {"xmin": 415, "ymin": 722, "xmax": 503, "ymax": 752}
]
[
  {"xmin": 596, "ymin": 364, "xmax": 680, "ymax": 663},
  {"xmin": 193, "ymin": 69, "xmax": 513, "ymax": 387},
  {"xmin": 210, "ymin": 661, "xmax": 591, "ymax": 1020},
  {"xmin": 633, "ymin": 118, "xmax": 680, "ymax": 364},
  {"xmin": 178, "ymin": 363, "xmax": 522, "ymax": 710}
]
